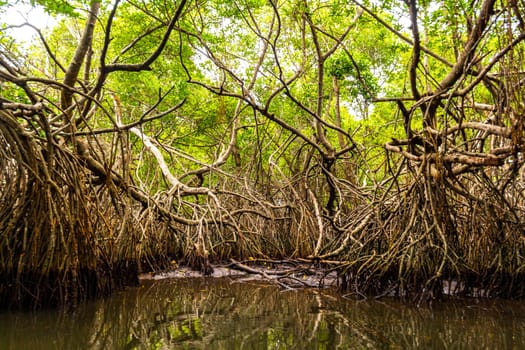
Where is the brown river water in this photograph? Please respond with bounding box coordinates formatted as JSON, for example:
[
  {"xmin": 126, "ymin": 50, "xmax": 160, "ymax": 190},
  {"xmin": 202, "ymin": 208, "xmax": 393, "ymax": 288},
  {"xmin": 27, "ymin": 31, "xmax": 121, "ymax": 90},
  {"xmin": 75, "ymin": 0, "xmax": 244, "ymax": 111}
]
[{"xmin": 1, "ymin": 276, "xmax": 524, "ymax": 349}]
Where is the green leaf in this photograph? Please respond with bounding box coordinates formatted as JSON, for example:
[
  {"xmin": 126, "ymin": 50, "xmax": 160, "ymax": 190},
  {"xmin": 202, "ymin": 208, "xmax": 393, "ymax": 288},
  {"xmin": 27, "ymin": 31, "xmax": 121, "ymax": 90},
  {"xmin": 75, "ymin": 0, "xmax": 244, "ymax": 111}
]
[{"xmin": 30, "ymin": 0, "xmax": 80, "ymax": 17}]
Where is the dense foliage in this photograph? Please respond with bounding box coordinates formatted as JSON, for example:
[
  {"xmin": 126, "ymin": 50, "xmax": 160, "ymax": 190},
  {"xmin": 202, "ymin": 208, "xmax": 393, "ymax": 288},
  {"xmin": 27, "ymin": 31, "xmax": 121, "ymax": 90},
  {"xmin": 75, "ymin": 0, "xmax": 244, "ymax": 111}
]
[{"xmin": 1, "ymin": 0, "xmax": 525, "ymax": 308}]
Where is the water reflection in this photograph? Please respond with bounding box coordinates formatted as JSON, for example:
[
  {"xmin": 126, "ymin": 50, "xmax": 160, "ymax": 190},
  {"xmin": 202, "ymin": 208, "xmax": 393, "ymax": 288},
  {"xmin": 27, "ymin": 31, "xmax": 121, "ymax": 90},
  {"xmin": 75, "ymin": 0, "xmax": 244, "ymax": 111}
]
[{"xmin": 0, "ymin": 277, "xmax": 524, "ymax": 349}]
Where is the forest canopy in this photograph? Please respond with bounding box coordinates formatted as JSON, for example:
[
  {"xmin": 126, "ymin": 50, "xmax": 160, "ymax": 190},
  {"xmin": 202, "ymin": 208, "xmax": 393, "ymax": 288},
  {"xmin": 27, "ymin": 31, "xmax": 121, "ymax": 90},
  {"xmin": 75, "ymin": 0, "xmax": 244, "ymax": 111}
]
[{"xmin": 1, "ymin": 0, "xmax": 525, "ymax": 308}]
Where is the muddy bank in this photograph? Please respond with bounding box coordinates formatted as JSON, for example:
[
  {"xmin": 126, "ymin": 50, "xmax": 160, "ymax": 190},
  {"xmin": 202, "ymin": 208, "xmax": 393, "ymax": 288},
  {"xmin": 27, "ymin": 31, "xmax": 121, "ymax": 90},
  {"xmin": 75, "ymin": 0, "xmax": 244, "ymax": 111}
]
[{"xmin": 139, "ymin": 260, "xmax": 340, "ymax": 289}]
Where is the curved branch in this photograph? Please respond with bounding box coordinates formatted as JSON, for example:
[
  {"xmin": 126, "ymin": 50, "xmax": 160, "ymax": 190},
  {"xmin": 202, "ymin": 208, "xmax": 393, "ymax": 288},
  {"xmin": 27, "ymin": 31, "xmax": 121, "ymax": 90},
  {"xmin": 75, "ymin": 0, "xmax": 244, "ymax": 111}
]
[
  {"xmin": 438, "ymin": 0, "xmax": 496, "ymax": 92},
  {"xmin": 351, "ymin": 0, "xmax": 453, "ymax": 67},
  {"xmin": 23, "ymin": 22, "xmax": 67, "ymax": 74},
  {"xmin": 427, "ymin": 122, "xmax": 511, "ymax": 139},
  {"xmin": 103, "ymin": 0, "xmax": 187, "ymax": 74}
]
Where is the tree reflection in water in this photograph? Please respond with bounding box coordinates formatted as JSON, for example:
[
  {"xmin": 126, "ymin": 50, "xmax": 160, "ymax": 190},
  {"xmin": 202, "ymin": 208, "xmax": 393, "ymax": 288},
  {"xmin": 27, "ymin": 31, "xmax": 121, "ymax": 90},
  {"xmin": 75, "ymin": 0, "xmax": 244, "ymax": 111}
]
[{"xmin": 0, "ymin": 277, "xmax": 525, "ymax": 349}]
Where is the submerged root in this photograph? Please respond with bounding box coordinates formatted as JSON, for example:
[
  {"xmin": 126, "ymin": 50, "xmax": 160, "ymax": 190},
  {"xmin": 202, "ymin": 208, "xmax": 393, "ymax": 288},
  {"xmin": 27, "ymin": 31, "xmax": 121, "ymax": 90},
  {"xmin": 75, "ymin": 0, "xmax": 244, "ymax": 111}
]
[
  {"xmin": 0, "ymin": 110, "xmax": 142, "ymax": 309},
  {"xmin": 333, "ymin": 172, "xmax": 525, "ymax": 301},
  {"xmin": 2, "ymin": 102, "xmax": 525, "ymax": 308},
  {"xmin": 187, "ymin": 243, "xmax": 214, "ymax": 275}
]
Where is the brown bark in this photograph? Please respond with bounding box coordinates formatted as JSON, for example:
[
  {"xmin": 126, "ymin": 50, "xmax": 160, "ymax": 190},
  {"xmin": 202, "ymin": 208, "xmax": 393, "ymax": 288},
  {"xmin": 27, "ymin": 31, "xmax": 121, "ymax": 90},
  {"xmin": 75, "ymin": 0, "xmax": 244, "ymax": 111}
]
[{"xmin": 61, "ymin": 1, "xmax": 101, "ymax": 115}]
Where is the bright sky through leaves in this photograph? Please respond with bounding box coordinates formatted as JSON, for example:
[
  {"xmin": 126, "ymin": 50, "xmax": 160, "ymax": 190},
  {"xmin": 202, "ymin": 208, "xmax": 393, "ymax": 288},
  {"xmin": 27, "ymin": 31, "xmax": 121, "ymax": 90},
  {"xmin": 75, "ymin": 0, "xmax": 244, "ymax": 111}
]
[{"xmin": 2, "ymin": 2, "xmax": 56, "ymax": 44}]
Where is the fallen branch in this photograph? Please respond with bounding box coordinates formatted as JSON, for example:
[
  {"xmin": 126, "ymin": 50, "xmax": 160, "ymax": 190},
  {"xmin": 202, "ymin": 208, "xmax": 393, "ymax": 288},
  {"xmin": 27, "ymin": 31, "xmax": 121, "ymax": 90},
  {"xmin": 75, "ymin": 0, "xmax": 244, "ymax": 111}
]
[{"xmin": 229, "ymin": 259, "xmax": 294, "ymax": 289}]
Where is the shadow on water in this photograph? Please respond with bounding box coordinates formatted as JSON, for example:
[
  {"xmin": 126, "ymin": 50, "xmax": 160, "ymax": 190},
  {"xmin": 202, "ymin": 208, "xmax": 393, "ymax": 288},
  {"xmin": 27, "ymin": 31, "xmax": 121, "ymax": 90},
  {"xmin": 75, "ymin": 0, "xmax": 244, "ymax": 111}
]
[{"xmin": 1, "ymin": 277, "xmax": 525, "ymax": 349}]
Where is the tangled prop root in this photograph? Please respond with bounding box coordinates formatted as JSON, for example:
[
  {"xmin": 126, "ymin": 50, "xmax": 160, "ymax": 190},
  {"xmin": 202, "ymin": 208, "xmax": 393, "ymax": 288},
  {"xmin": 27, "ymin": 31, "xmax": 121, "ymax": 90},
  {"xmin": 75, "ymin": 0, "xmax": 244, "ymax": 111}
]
[{"xmin": 0, "ymin": 110, "xmax": 137, "ymax": 309}]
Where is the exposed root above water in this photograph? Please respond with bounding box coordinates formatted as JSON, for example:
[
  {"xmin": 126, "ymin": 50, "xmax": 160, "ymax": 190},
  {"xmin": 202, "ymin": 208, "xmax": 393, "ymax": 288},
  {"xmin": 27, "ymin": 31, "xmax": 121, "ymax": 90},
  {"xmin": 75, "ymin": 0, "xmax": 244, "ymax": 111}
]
[{"xmin": 139, "ymin": 259, "xmax": 340, "ymax": 290}]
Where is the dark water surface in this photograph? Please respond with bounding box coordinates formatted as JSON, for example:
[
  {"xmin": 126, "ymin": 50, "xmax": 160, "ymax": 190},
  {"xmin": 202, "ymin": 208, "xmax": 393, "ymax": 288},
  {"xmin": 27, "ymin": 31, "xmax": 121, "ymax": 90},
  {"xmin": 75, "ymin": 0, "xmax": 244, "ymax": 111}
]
[{"xmin": 1, "ymin": 277, "xmax": 525, "ymax": 349}]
